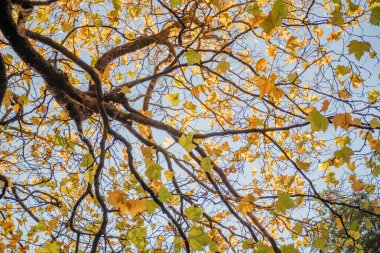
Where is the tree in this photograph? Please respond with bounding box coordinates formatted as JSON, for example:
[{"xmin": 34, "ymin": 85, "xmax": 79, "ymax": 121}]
[
  {"xmin": 0, "ymin": 0, "xmax": 379, "ymax": 252},
  {"xmin": 312, "ymin": 190, "xmax": 380, "ymax": 253}
]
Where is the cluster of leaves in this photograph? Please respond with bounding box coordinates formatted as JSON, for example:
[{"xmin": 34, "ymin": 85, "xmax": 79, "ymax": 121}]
[{"xmin": 0, "ymin": 0, "xmax": 379, "ymax": 252}]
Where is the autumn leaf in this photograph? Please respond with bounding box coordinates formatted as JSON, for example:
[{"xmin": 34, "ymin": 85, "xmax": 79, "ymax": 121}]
[
  {"xmin": 306, "ymin": 109, "xmax": 329, "ymax": 132},
  {"xmin": 277, "ymin": 192, "xmax": 296, "ymax": 213},
  {"xmin": 237, "ymin": 194, "xmax": 256, "ymax": 215},
  {"xmin": 185, "ymin": 205, "xmax": 203, "ymax": 221},
  {"xmin": 370, "ymin": 6, "xmax": 380, "ymax": 25},
  {"xmin": 178, "ymin": 133, "xmax": 196, "ymax": 152},
  {"xmin": 335, "ymin": 65, "xmax": 351, "ymax": 78},
  {"xmin": 255, "ymin": 58, "xmax": 267, "ymax": 72},
  {"xmin": 332, "ymin": 113, "xmax": 352, "ymax": 131},
  {"xmin": 296, "ymin": 159, "xmax": 311, "ymax": 171},
  {"xmin": 44, "ymin": 242, "xmax": 60, "ymax": 253},
  {"xmin": 255, "ymin": 75, "xmax": 276, "ymax": 98},
  {"xmin": 84, "ymin": 168, "xmax": 95, "ymax": 184},
  {"xmin": 107, "ymin": 190, "xmax": 147, "ymax": 217},
  {"xmin": 321, "ymin": 100, "xmax": 330, "ymax": 112},
  {"xmin": 200, "ymin": 156, "xmax": 212, "ymax": 172},
  {"xmin": 167, "ymin": 93, "xmax": 180, "ymax": 106},
  {"xmin": 186, "ymin": 50, "xmax": 201, "ymax": 65},
  {"xmin": 170, "ymin": 0, "xmax": 182, "ymax": 7},
  {"xmin": 158, "ymin": 187, "xmax": 173, "ymax": 203},
  {"xmin": 334, "ymin": 147, "xmax": 354, "ymax": 164},
  {"xmin": 2, "ymin": 0, "xmax": 380, "ymax": 251},
  {"xmin": 347, "ymin": 40, "xmax": 371, "ymax": 60},
  {"xmin": 338, "ymin": 89, "xmax": 351, "ymax": 100},
  {"xmin": 188, "ymin": 225, "xmax": 211, "ymax": 251},
  {"xmin": 80, "ymin": 153, "xmax": 94, "ymax": 168},
  {"xmin": 124, "ymin": 200, "xmax": 147, "ymax": 217},
  {"xmin": 216, "ymin": 60, "xmax": 230, "ymax": 73},
  {"xmin": 145, "ymin": 163, "xmax": 163, "ymax": 180},
  {"xmin": 280, "ymin": 244, "xmax": 299, "ymax": 253},
  {"xmin": 331, "ymin": 9, "xmax": 344, "ymax": 26},
  {"xmin": 261, "ymin": 0, "xmax": 288, "ymax": 33}
]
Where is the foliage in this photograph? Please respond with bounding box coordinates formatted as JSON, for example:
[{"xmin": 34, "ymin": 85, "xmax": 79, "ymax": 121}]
[
  {"xmin": 0, "ymin": 0, "xmax": 379, "ymax": 252},
  {"xmin": 312, "ymin": 191, "xmax": 380, "ymax": 253}
]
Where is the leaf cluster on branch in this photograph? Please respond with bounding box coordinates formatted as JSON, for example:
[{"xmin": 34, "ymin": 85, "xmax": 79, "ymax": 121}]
[{"xmin": 0, "ymin": 0, "xmax": 379, "ymax": 252}]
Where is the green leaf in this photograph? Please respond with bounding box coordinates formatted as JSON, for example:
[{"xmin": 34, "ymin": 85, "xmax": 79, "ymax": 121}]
[
  {"xmin": 216, "ymin": 60, "xmax": 230, "ymax": 73},
  {"xmin": 80, "ymin": 153, "xmax": 94, "ymax": 168},
  {"xmin": 293, "ymin": 222, "xmax": 303, "ymax": 234},
  {"xmin": 306, "ymin": 109, "xmax": 329, "ymax": 132},
  {"xmin": 36, "ymin": 220, "xmax": 47, "ymax": 231},
  {"xmin": 167, "ymin": 93, "xmax": 180, "ymax": 106},
  {"xmin": 242, "ymin": 238, "xmax": 255, "ymax": 249},
  {"xmin": 347, "ymin": 40, "xmax": 371, "ymax": 60},
  {"xmin": 347, "ymin": 0, "xmax": 359, "ymax": 12},
  {"xmin": 84, "ymin": 168, "xmax": 95, "ymax": 184},
  {"xmin": 370, "ymin": 118, "xmax": 379, "ymax": 128},
  {"xmin": 331, "ymin": 9, "xmax": 344, "ymax": 26},
  {"xmin": 368, "ymin": 90, "xmax": 380, "ymax": 104},
  {"xmin": 277, "ymin": 192, "xmax": 296, "ymax": 213},
  {"xmin": 280, "ymin": 244, "xmax": 299, "ymax": 253},
  {"xmin": 188, "ymin": 225, "xmax": 211, "ymax": 251},
  {"xmin": 296, "ymin": 159, "xmax": 311, "ymax": 171},
  {"xmin": 312, "ymin": 237, "xmax": 328, "ymax": 249},
  {"xmin": 186, "ymin": 50, "xmax": 201, "ymax": 65},
  {"xmin": 126, "ymin": 227, "xmax": 148, "ymax": 250},
  {"xmin": 334, "ymin": 65, "xmax": 351, "ymax": 78},
  {"xmin": 200, "ymin": 156, "xmax": 212, "ymax": 172},
  {"xmin": 53, "ymin": 134, "xmax": 66, "ymax": 147},
  {"xmin": 364, "ymin": 218, "xmax": 374, "ymax": 229},
  {"xmin": 174, "ymin": 237, "xmax": 183, "ymax": 253},
  {"xmin": 334, "ymin": 147, "xmax": 354, "ymax": 163},
  {"xmin": 247, "ymin": 3, "xmax": 261, "ymax": 16},
  {"xmin": 145, "ymin": 163, "xmax": 163, "ymax": 180},
  {"xmin": 253, "ymin": 242, "xmax": 274, "ymax": 253},
  {"xmin": 185, "ymin": 205, "xmax": 203, "ymax": 221},
  {"xmin": 158, "ymin": 187, "xmax": 173, "ymax": 202},
  {"xmin": 209, "ymin": 240, "xmax": 221, "ymax": 252},
  {"xmin": 370, "ymin": 7, "xmax": 380, "ymax": 25},
  {"xmin": 261, "ymin": 0, "xmax": 288, "ymax": 33},
  {"xmin": 178, "ymin": 133, "xmax": 196, "ymax": 152}
]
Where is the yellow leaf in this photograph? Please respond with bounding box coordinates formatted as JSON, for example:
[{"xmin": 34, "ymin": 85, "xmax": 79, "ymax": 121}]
[
  {"xmin": 108, "ymin": 190, "xmax": 147, "ymax": 217},
  {"xmin": 255, "ymin": 58, "xmax": 267, "ymax": 72},
  {"xmin": 206, "ymin": 91, "xmax": 219, "ymax": 103},
  {"xmin": 266, "ymin": 44, "xmax": 277, "ymax": 58},
  {"xmin": 167, "ymin": 93, "xmax": 180, "ymax": 106},
  {"xmin": 237, "ymin": 195, "xmax": 256, "ymax": 216}
]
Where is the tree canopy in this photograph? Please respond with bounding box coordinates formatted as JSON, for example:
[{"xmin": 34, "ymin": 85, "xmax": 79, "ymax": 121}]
[{"xmin": 0, "ymin": 0, "xmax": 379, "ymax": 252}]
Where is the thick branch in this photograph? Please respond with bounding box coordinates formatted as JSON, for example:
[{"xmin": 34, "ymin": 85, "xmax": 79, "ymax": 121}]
[
  {"xmin": 94, "ymin": 26, "xmax": 173, "ymax": 74},
  {"xmin": 0, "ymin": 53, "xmax": 7, "ymax": 108}
]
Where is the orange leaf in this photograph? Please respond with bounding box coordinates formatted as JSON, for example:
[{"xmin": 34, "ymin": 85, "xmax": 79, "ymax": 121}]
[
  {"xmin": 255, "ymin": 58, "xmax": 267, "ymax": 72},
  {"xmin": 332, "ymin": 113, "xmax": 352, "ymax": 131},
  {"xmin": 255, "ymin": 75, "xmax": 275, "ymax": 98},
  {"xmin": 321, "ymin": 100, "xmax": 330, "ymax": 112}
]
